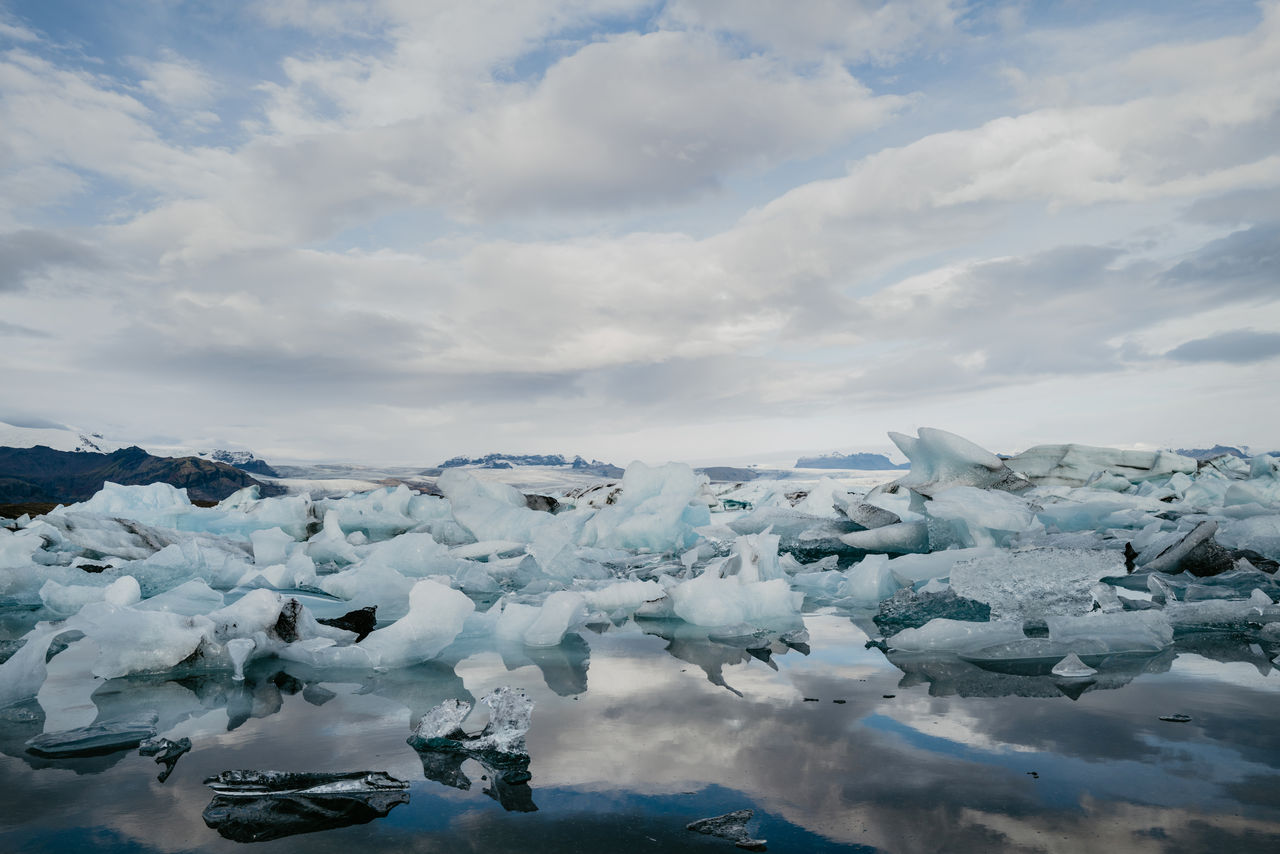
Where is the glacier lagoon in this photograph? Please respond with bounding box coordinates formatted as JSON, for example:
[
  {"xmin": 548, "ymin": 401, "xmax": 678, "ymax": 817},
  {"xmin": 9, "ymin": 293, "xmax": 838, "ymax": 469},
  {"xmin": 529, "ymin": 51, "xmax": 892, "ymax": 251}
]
[{"xmin": 3, "ymin": 429, "xmax": 1280, "ymax": 852}]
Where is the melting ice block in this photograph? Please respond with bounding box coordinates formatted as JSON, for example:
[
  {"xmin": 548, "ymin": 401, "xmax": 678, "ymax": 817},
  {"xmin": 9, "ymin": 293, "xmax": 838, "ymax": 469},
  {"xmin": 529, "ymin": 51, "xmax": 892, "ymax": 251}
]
[
  {"xmin": 950, "ymin": 548, "xmax": 1126, "ymax": 621},
  {"xmin": 1051, "ymin": 652, "xmax": 1098, "ymax": 678},
  {"xmin": 889, "ymin": 428, "xmax": 1031, "ymax": 497},
  {"xmin": 886, "ymin": 618, "xmax": 1025, "ymax": 653},
  {"xmin": 839, "ymin": 522, "xmax": 929, "ymax": 554},
  {"xmin": 925, "ymin": 486, "xmax": 1039, "ymax": 547},
  {"xmin": 670, "ymin": 536, "xmax": 802, "ymax": 627},
  {"xmin": 1045, "ymin": 611, "xmax": 1173, "ymax": 652},
  {"xmin": 581, "ymin": 461, "xmax": 709, "ymax": 552},
  {"xmin": 358, "ymin": 579, "xmax": 474, "ymax": 667}
]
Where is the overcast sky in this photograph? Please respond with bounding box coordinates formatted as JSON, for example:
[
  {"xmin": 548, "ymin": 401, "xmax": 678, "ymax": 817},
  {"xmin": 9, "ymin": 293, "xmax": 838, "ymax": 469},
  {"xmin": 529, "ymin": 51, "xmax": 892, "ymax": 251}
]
[{"xmin": 0, "ymin": 1, "xmax": 1277, "ymax": 465}]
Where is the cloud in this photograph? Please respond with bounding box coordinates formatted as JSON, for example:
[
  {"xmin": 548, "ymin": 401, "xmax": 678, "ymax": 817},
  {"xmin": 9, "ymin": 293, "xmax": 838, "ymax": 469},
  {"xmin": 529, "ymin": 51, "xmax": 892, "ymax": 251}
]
[
  {"xmin": 0, "ymin": 319, "xmax": 51, "ymax": 337},
  {"xmin": 1164, "ymin": 329, "xmax": 1280, "ymax": 364},
  {"xmin": 660, "ymin": 0, "xmax": 962, "ymax": 64},
  {"xmin": 0, "ymin": 229, "xmax": 101, "ymax": 291},
  {"xmin": 133, "ymin": 50, "xmax": 220, "ymax": 109},
  {"xmin": 1162, "ymin": 223, "xmax": 1280, "ymax": 296}
]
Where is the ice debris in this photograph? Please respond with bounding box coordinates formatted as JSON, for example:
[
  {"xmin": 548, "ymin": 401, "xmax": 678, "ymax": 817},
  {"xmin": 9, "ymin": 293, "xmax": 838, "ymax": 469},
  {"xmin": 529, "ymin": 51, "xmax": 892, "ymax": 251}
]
[
  {"xmin": 686, "ymin": 808, "xmax": 767, "ymax": 851},
  {"xmin": 408, "ymin": 687, "xmax": 536, "ymax": 811},
  {"xmin": 1051, "ymin": 653, "xmax": 1098, "ymax": 678},
  {"xmin": 3, "ymin": 428, "xmax": 1279, "ymax": 711},
  {"xmin": 202, "ymin": 770, "xmax": 410, "ymax": 842},
  {"xmin": 26, "ymin": 712, "xmax": 158, "ymax": 757}
]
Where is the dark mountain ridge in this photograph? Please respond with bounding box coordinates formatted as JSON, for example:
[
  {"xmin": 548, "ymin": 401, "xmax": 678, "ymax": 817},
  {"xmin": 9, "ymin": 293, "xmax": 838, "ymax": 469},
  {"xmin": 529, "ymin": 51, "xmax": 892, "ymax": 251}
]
[{"xmin": 0, "ymin": 445, "xmax": 264, "ymax": 505}]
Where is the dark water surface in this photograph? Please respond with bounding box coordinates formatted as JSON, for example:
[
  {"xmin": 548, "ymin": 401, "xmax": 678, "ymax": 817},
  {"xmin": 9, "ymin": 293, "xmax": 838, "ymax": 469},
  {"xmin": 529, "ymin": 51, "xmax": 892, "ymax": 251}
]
[{"xmin": 2, "ymin": 616, "xmax": 1279, "ymax": 853}]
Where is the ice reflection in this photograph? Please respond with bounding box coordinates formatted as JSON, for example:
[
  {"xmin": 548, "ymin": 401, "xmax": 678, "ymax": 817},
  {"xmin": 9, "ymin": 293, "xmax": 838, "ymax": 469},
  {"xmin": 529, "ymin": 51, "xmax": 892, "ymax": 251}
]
[{"xmin": 0, "ymin": 616, "xmax": 1277, "ymax": 852}]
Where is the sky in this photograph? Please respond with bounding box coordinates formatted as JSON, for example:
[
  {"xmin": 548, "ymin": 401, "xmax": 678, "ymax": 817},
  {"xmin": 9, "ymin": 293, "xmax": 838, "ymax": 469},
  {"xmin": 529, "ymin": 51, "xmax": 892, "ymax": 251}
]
[{"xmin": 0, "ymin": 0, "xmax": 1277, "ymax": 466}]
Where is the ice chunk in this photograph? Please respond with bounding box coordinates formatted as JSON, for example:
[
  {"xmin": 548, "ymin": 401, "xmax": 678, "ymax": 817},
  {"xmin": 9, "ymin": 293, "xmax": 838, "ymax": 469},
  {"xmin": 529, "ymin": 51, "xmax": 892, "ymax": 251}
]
[
  {"xmin": 925, "ymin": 486, "xmax": 1039, "ymax": 547},
  {"xmin": 139, "ymin": 735, "xmax": 192, "ymax": 782},
  {"xmin": 1164, "ymin": 599, "xmax": 1280, "ymax": 626},
  {"xmin": 886, "ymin": 618, "xmax": 1025, "ymax": 653},
  {"xmin": 719, "ymin": 532, "xmax": 785, "ymax": 583},
  {"xmin": 1051, "ymin": 652, "xmax": 1098, "ymax": 678},
  {"xmin": 1045, "ymin": 611, "xmax": 1173, "ymax": 652},
  {"xmin": 833, "ymin": 494, "xmax": 901, "ymax": 529},
  {"xmin": 359, "ymin": 579, "xmax": 474, "ymax": 667},
  {"xmin": 56, "ymin": 482, "xmax": 194, "ymax": 528},
  {"xmin": 521, "ymin": 591, "xmax": 589, "ymax": 647},
  {"xmin": 883, "ymin": 547, "xmax": 999, "ymax": 586},
  {"xmin": 843, "ymin": 554, "xmax": 900, "ymax": 606},
  {"xmin": 686, "ymin": 809, "xmax": 766, "ymax": 850},
  {"xmin": 227, "ymin": 638, "xmax": 255, "ymax": 681},
  {"xmin": 1142, "ymin": 520, "xmax": 1234, "ymax": 577},
  {"xmin": 202, "ymin": 775, "xmax": 409, "ymax": 843},
  {"xmin": 581, "ymin": 461, "xmax": 709, "ymax": 552},
  {"xmin": 319, "ymin": 563, "xmax": 415, "ymax": 618},
  {"xmin": 39, "ymin": 575, "xmax": 140, "ymax": 615},
  {"xmin": 950, "ymin": 548, "xmax": 1125, "ymax": 621},
  {"xmin": 26, "ymin": 711, "xmax": 158, "ymax": 757},
  {"xmin": 579, "ymin": 580, "xmax": 665, "ymax": 614},
  {"xmin": 873, "ymin": 586, "xmax": 991, "ymax": 634},
  {"xmin": 317, "ymin": 486, "xmax": 419, "ymax": 540},
  {"xmin": 889, "ymin": 427, "xmax": 1031, "ymax": 497},
  {"xmin": 1007, "ymin": 444, "xmax": 1196, "ymax": 487},
  {"xmin": 839, "ymin": 521, "xmax": 929, "ymax": 554},
  {"xmin": 471, "ymin": 686, "xmax": 535, "ymax": 754},
  {"xmin": 410, "ymin": 698, "xmax": 471, "ymax": 741},
  {"xmin": 1090, "ymin": 582, "xmax": 1123, "ymax": 613},
  {"xmin": 250, "ymin": 527, "xmax": 295, "ymax": 567},
  {"xmin": 791, "ymin": 479, "xmax": 848, "ymax": 518},
  {"xmin": 1217, "ymin": 515, "xmax": 1280, "ymax": 561},
  {"xmin": 302, "ymin": 514, "xmax": 358, "ymax": 568}
]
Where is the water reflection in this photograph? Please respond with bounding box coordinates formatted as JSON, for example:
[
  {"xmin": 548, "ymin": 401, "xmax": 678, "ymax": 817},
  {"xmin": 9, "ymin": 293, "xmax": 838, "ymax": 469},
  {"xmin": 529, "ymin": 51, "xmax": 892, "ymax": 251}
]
[{"xmin": 0, "ymin": 615, "xmax": 1277, "ymax": 853}]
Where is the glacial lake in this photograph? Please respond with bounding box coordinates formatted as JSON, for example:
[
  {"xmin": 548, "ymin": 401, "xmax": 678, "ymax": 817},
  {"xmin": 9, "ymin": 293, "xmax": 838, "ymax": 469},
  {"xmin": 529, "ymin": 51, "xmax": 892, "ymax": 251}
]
[{"xmin": 2, "ymin": 614, "xmax": 1279, "ymax": 853}]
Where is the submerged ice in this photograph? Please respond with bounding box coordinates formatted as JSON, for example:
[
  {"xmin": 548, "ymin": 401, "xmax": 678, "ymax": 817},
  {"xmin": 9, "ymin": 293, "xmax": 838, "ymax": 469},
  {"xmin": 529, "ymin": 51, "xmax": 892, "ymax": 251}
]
[{"xmin": 2, "ymin": 428, "xmax": 1279, "ymax": 720}]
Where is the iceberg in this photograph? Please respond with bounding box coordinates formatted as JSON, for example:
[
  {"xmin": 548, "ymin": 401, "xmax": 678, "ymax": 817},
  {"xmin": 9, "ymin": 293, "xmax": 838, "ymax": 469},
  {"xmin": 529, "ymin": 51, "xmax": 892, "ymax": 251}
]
[
  {"xmin": 889, "ymin": 428, "xmax": 1031, "ymax": 497},
  {"xmin": 1007, "ymin": 444, "xmax": 1197, "ymax": 488}
]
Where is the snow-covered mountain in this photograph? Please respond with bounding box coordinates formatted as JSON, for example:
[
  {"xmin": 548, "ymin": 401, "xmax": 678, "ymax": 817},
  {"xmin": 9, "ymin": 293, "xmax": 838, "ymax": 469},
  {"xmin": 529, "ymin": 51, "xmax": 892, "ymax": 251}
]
[{"xmin": 0, "ymin": 420, "xmax": 123, "ymax": 454}]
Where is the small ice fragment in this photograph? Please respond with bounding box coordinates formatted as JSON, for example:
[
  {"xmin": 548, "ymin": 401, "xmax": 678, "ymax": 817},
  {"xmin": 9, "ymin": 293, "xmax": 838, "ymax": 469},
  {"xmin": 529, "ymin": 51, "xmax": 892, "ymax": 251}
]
[
  {"xmin": 1159, "ymin": 714, "xmax": 1192, "ymax": 723},
  {"xmin": 1051, "ymin": 653, "xmax": 1097, "ymax": 678},
  {"xmin": 1147, "ymin": 574, "xmax": 1178, "ymax": 602},
  {"xmin": 140, "ymin": 735, "xmax": 192, "ymax": 782},
  {"xmin": 1251, "ymin": 589, "xmax": 1273, "ymax": 614},
  {"xmin": 686, "ymin": 808, "xmax": 766, "ymax": 851},
  {"xmin": 1090, "ymin": 583, "xmax": 1123, "ymax": 613},
  {"xmin": 474, "ymin": 686, "xmax": 534, "ymax": 754},
  {"xmin": 25, "ymin": 712, "xmax": 159, "ymax": 757},
  {"xmin": 409, "ymin": 698, "xmax": 472, "ymax": 744},
  {"xmin": 1249, "ymin": 643, "xmax": 1265, "ymax": 657},
  {"xmin": 226, "ymin": 637, "xmax": 255, "ymax": 681}
]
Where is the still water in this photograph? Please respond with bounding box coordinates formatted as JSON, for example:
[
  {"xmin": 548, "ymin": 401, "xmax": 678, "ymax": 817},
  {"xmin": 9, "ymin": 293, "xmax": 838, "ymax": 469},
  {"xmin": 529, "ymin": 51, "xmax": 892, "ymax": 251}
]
[{"xmin": 2, "ymin": 615, "xmax": 1278, "ymax": 853}]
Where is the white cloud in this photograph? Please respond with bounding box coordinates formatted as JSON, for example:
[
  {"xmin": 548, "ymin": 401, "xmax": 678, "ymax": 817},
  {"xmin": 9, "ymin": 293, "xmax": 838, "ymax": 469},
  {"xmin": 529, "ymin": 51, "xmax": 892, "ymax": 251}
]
[{"xmin": 134, "ymin": 50, "xmax": 220, "ymax": 109}]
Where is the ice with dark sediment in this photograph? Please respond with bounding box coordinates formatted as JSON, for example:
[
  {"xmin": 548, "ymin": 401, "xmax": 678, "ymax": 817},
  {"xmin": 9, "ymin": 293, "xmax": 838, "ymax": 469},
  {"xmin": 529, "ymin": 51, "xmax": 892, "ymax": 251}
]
[
  {"xmin": 25, "ymin": 712, "xmax": 158, "ymax": 757},
  {"xmin": 1, "ymin": 426, "xmax": 1279, "ymax": 712}
]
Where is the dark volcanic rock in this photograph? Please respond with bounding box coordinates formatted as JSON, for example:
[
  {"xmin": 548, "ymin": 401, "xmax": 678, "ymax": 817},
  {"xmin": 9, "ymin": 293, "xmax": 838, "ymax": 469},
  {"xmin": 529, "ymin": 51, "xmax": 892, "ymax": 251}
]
[
  {"xmin": 0, "ymin": 445, "xmax": 262, "ymax": 504},
  {"xmin": 318, "ymin": 606, "xmax": 378, "ymax": 641},
  {"xmin": 524, "ymin": 493, "xmax": 560, "ymax": 513}
]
